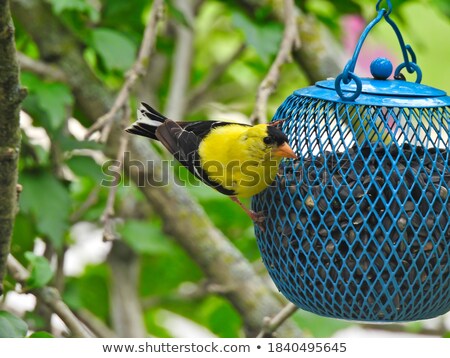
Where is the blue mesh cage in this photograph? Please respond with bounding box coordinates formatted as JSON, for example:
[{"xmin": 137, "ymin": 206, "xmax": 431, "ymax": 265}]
[{"xmin": 252, "ymin": 1, "xmax": 450, "ymax": 321}]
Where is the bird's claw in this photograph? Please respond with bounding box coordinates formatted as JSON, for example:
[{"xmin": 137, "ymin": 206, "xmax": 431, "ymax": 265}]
[{"xmin": 250, "ymin": 210, "xmax": 266, "ymax": 232}]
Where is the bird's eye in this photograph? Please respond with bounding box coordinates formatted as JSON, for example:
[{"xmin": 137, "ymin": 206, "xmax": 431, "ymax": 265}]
[{"xmin": 263, "ymin": 136, "xmax": 274, "ymax": 145}]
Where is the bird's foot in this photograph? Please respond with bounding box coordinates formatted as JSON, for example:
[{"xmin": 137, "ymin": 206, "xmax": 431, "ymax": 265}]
[
  {"xmin": 229, "ymin": 196, "xmax": 267, "ymax": 232},
  {"xmin": 250, "ymin": 210, "xmax": 266, "ymax": 232}
]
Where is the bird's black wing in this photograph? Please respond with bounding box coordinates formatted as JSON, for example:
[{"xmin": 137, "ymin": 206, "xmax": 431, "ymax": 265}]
[
  {"xmin": 127, "ymin": 101, "xmax": 251, "ymax": 141},
  {"xmin": 155, "ymin": 120, "xmax": 236, "ymax": 196},
  {"xmin": 177, "ymin": 120, "xmax": 249, "ymax": 141}
]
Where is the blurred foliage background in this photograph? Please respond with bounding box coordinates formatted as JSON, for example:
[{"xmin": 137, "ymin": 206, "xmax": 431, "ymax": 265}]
[{"xmin": 0, "ymin": 0, "xmax": 449, "ymax": 338}]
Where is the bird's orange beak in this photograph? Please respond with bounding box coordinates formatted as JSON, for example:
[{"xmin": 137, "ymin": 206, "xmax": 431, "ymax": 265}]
[{"xmin": 272, "ymin": 142, "xmax": 297, "ymax": 159}]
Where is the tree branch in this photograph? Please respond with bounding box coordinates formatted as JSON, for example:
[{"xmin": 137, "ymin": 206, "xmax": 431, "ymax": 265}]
[
  {"xmin": 0, "ymin": 0, "xmax": 26, "ymax": 296},
  {"xmin": 76, "ymin": 308, "xmax": 118, "ymax": 338},
  {"xmin": 6, "ymin": 255, "xmax": 93, "ymax": 338},
  {"xmin": 107, "ymin": 241, "xmax": 147, "ymax": 337},
  {"xmin": 257, "ymin": 302, "xmax": 299, "ymax": 337},
  {"xmin": 17, "ymin": 52, "xmax": 67, "ymax": 82},
  {"xmin": 251, "ymin": 0, "xmax": 300, "ymax": 124},
  {"xmin": 164, "ymin": 0, "xmax": 197, "ymax": 120},
  {"xmin": 187, "ymin": 43, "xmax": 247, "ymax": 111},
  {"xmin": 101, "ymin": 105, "xmax": 130, "ymax": 242},
  {"xmin": 85, "ymin": 0, "xmax": 164, "ymax": 139}
]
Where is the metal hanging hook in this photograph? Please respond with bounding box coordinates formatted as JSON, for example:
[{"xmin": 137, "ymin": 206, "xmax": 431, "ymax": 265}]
[
  {"xmin": 335, "ymin": 0, "xmax": 422, "ymax": 101},
  {"xmin": 376, "ymin": 0, "xmax": 393, "ymax": 15},
  {"xmin": 383, "ymin": 9, "xmax": 422, "ymax": 82}
]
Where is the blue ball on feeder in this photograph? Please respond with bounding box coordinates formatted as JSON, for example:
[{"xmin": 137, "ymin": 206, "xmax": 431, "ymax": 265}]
[{"xmin": 370, "ymin": 57, "xmax": 393, "ymax": 80}]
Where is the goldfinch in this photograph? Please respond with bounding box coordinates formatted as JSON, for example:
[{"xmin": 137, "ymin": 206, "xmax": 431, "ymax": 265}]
[{"xmin": 125, "ymin": 103, "xmax": 296, "ymax": 225}]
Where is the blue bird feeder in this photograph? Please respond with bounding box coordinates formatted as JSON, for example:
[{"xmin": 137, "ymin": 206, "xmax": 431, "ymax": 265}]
[{"xmin": 252, "ymin": 0, "xmax": 450, "ymax": 321}]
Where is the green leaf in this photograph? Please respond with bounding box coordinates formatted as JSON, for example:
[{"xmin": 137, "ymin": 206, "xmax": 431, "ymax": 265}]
[
  {"xmin": 47, "ymin": 0, "xmax": 99, "ymax": 22},
  {"xmin": 59, "ymin": 136, "xmax": 103, "ymax": 152},
  {"xmin": 434, "ymin": 0, "xmax": 450, "ymax": 18},
  {"xmin": 36, "ymin": 83, "xmax": 73, "ymax": 131},
  {"xmin": 231, "ymin": 11, "xmax": 283, "ymax": 63},
  {"xmin": 144, "ymin": 309, "xmax": 173, "ymax": 338},
  {"xmin": 28, "ymin": 331, "xmax": 54, "ymax": 338},
  {"xmin": 90, "ymin": 28, "xmax": 137, "ymax": 71},
  {"xmin": 291, "ymin": 310, "xmax": 351, "ymax": 337},
  {"xmin": 66, "ymin": 155, "xmax": 104, "ymax": 182},
  {"xmin": 19, "ymin": 171, "xmax": 71, "ymax": 249},
  {"xmin": 21, "ymin": 73, "xmax": 73, "ymax": 132},
  {"xmin": 25, "ymin": 252, "xmax": 54, "ymax": 289},
  {"xmin": 23, "ymin": 311, "xmax": 48, "ymax": 332},
  {"xmin": 63, "ymin": 265, "xmax": 110, "ymax": 322},
  {"xmin": 20, "ymin": 134, "xmax": 51, "ymax": 169},
  {"xmin": 161, "ymin": 296, "xmax": 242, "ymax": 338},
  {"xmin": 139, "ymin": 247, "xmax": 202, "ymax": 297},
  {"xmin": 333, "ymin": 0, "xmax": 362, "ymax": 14},
  {"xmin": 11, "ymin": 213, "xmax": 37, "ymax": 264},
  {"xmin": 100, "ymin": 0, "xmax": 147, "ymax": 34},
  {"xmin": 119, "ymin": 220, "xmax": 172, "ymax": 255},
  {"xmin": 49, "ymin": 0, "xmax": 86, "ymax": 13},
  {"xmin": 207, "ymin": 301, "xmax": 242, "ymax": 337},
  {"xmin": 0, "ymin": 311, "xmax": 28, "ymax": 338}
]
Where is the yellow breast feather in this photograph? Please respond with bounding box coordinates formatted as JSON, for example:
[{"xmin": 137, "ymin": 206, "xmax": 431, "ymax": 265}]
[{"xmin": 198, "ymin": 124, "xmax": 281, "ymax": 197}]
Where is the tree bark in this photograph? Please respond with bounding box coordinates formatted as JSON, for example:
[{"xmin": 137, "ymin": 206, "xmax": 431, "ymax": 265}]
[
  {"xmin": 0, "ymin": 0, "xmax": 25, "ymax": 295},
  {"xmin": 11, "ymin": 0, "xmax": 302, "ymax": 337}
]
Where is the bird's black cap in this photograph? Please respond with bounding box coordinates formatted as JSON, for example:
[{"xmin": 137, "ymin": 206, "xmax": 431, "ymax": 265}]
[{"xmin": 267, "ymin": 125, "xmax": 289, "ymax": 146}]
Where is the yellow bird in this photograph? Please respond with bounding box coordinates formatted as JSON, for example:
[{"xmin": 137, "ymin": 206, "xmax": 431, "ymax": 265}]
[{"xmin": 125, "ymin": 103, "xmax": 297, "ymax": 225}]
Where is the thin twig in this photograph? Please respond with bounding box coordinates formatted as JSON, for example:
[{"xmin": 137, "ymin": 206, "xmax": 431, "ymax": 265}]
[
  {"xmin": 6, "ymin": 255, "xmax": 93, "ymax": 338},
  {"xmin": 69, "ymin": 186, "xmax": 100, "ymax": 223},
  {"xmin": 76, "ymin": 308, "xmax": 118, "ymax": 338},
  {"xmin": 54, "ymin": 247, "xmax": 66, "ymax": 293},
  {"xmin": 17, "ymin": 52, "xmax": 67, "ymax": 82},
  {"xmin": 187, "ymin": 43, "xmax": 247, "ymax": 110},
  {"xmin": 101, "ymin": 105, "xmax": 130, "ymax": 242},
  {"xmin": 85, "ymin": 0, "xmax": 164, "ymax": 139},
  {"xmin": 164, "ymin": 0, "xmax": 197, "ymax": 120},
  {"xmin": 250, "ymin": 0, "xmax": 300, "ymax": 124},
  {"xmin": 15, "ymin": 183, "xmax": 22, "ymax": 215},
  {"xmin": 257, "ymin": 303, "xmax": 299, "ymax": 338}
]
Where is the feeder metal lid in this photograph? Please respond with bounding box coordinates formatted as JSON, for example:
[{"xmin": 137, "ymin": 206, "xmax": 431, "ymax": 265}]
[
  {"xmin": 317, "ymin": 78, "xmax": 446, "ymax": 98},
  {"xmin": 294, "ymin": 78, "xmax": 450, "ymax": 108}
]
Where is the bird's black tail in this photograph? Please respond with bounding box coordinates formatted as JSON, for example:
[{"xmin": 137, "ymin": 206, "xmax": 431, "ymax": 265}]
[{"xmin": 125, "ymin": 102, "xmax": 167, "ymax": 140}]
